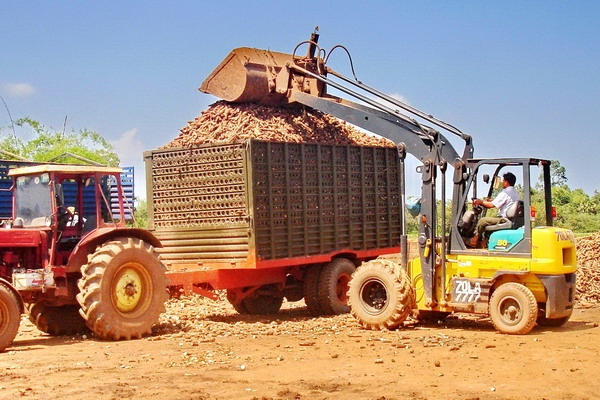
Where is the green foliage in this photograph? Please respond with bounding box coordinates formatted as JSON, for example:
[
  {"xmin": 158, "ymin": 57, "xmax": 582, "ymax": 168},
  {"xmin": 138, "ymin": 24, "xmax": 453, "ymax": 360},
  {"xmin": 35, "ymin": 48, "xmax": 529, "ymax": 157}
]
[
  {"xmin": 130, "ymin": 198, "xmax": 148, "ymax": 229},
  {"xmin": 531, "ymin": 161, "xmax": 599, "ymax": 233},
  {"xmin": 0, "ymin": 117, "xmax": 119, "ymax": 166},
  {"xmin": 404, "ymin": 160, "xmax": 600, "ymax": 235}
]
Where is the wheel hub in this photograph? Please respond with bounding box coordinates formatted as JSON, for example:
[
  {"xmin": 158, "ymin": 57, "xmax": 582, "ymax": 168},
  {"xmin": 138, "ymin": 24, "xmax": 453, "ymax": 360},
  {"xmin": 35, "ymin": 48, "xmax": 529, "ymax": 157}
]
[
  {"xmin": 362, "ymin": 280, "xmax": 388, "ymax": 311},
  {"xmin": 501, "ymin": 299, "xmax": 522, "ymax": 324},
  {"xmin": 114, "ymin": 267, "xmax": 143, "ymax": 313}
]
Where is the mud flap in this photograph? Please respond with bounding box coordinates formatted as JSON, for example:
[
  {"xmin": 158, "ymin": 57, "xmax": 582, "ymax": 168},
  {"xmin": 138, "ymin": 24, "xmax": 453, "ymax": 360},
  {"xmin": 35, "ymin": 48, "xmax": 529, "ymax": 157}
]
[{"xmin": 538, "ymin": 274, "xmax": 576, "ymax": 319}]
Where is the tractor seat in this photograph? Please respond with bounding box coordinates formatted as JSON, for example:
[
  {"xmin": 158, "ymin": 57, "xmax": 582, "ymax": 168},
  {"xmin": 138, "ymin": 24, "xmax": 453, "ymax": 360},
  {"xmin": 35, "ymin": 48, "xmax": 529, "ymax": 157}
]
[{"xmin": 485, "ymin": 200, "xmax": 524, "ymax": 233}]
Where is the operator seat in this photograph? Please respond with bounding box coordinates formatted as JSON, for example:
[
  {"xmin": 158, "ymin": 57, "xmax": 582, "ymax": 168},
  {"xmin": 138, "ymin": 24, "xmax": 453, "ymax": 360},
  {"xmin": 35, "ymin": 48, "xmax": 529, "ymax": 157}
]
[{"xmin": 484, "ymin": 200, "xmax": 524, "ymax": 233}]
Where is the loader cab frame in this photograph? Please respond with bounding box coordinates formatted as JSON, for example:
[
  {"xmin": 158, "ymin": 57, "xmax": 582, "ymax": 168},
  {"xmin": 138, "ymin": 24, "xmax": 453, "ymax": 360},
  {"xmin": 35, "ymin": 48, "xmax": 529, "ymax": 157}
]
[{"xmin": 449, "ymin": 157, "xmax": 554, "ymax": 255}]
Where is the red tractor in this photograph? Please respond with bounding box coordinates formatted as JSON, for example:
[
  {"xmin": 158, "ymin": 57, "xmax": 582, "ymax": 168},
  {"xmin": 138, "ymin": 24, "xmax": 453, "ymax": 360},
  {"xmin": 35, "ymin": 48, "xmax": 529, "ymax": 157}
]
[{"xmin": 0, "ymin": 164, "xmax": 168, "ymax": 352}]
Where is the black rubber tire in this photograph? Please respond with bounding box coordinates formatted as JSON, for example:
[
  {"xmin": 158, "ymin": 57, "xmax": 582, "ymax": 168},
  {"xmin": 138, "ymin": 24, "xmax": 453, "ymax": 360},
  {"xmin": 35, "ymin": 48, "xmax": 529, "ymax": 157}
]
[
  {"xmin": 347, "ymin": 259, "xmax": 414, "ymax": 330},
  {"xmin": 226, "ymin": 289, "xmax": 250, "ymax": 314},
  {"xmin": 76, "ymin": 237, "xmax": 169, "ymax": 340},
  {"xmin": 0, "ymin": 284, "xmax": 21, "ymax": 352},
  {"xmin": 28, "ymin": 304, "xmax": 90, "ymax": 336},
  {"xmin": 243, "ymin": 293, "xmax": 283, "ymax": 315},
  {"xmin": 489, "ymin": 282, "xmax": 538, "ymax": 335},
  {"xmin": 317, "ymin": 258, "xmax": 356, "ymax": 315},
  {"xmin": 303, "ymin": 265, "xmax": 324, "ymax": 316},
  {"xmin": 415, "ymin": 310, "xmax": 451, "ymax": 322},
  {"xmin": 537, "ymin": 310, "xmax": 572, "ymax": 327}
]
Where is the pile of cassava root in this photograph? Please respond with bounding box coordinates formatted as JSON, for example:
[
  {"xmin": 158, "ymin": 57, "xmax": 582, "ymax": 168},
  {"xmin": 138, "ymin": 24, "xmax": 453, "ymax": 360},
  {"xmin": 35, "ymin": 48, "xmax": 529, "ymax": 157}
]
[
  {"xmin": 164, "ymin": 101, "xmax": 394, "ymax": 148},
  {"xmin": 575, "ymin": 232, "xmax": 600, "ymax": 303}
]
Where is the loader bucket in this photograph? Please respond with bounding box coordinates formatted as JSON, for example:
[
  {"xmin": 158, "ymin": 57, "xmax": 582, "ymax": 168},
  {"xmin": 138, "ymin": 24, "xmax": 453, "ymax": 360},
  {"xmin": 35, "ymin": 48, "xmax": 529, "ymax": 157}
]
[{"xmin": 200, "ymin": 47, "xmax": 294, "ymax": 106}]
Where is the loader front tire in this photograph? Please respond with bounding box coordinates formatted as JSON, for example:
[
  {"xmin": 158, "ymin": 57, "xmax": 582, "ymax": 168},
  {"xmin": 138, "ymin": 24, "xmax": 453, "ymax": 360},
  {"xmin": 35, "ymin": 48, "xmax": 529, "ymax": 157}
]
[
  {"xmin": 0, "ymin": 284, "xmax": 21, "ymax": 352},
  {"xmin": 489, "ymin": 282, "xmax": 537, "ymax": 335},
  {"xmin": 77, "ymin": 237, "xmax": 169, "ymax": 340},
  {"xmin": 348, "ymin": 259, "xmax": 414, "ymax": 330}
]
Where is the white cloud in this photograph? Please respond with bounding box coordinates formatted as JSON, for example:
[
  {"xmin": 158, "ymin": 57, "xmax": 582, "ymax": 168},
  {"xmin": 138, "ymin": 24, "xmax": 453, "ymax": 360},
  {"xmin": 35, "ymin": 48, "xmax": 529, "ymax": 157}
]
[
  {"xmin": 111, "ymin": 128, "xmax": 147, "ymax": 200},
  {"xmin": 112, "ymin": 128, "xmax": 142, "ymax": 166},
  {"xmin": 1, "ymin": 82, "xmax": 36, "ymax": 97},
  {"xmin": 387, "ymin": 93, "xmax": 410, "ymax": 105}
]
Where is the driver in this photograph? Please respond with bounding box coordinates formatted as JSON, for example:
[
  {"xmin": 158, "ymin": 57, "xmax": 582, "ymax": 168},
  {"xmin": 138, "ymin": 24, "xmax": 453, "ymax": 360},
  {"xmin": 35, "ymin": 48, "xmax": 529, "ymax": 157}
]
[{"xmin": 468, "ymin": 172, "xmax": 519, "ymax": 248}]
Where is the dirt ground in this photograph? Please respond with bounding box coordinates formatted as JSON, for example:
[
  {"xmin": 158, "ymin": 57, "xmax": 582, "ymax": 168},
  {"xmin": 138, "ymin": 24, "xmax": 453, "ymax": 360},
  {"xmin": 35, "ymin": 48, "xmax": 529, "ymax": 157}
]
[{"xmin": 1, "ymin": 296, "xmax": 599, "ymax": 400}]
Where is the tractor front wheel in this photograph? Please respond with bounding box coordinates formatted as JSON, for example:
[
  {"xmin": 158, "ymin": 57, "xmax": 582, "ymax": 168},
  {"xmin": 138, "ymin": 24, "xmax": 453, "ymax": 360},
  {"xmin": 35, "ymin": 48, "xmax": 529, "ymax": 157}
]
[
  {"xmin": 77, "ymin": 237, "xmax": 169, "ymax": 340},
  {"xmin": 28, "ymin": 304, "xmax": 89, "ymax": 336}
]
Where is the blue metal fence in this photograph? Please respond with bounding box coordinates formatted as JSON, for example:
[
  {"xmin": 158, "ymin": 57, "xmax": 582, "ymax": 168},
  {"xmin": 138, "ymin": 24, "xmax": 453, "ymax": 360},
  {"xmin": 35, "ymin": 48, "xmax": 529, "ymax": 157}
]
[{"xmin": 0, "ymin": 161, "xmax": 134, "ymax": 220}]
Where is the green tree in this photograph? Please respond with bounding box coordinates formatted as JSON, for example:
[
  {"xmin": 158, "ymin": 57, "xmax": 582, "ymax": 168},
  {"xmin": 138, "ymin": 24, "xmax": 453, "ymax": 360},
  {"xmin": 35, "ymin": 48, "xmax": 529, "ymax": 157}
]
[
  {"xmin": 549, "ymin": 160, "xmax": 568, "ymax": 187},
  {"xmin": 0, "ymin": 117, "xmax": 119, "ymax": 166}
]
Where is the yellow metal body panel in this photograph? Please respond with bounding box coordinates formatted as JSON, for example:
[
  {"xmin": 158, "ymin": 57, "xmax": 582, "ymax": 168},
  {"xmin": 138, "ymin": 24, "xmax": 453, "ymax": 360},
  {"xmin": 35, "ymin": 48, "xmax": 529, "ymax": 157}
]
[{"xmin": 409, "ymin": 226, "xmax": 577, "ymax": 312}]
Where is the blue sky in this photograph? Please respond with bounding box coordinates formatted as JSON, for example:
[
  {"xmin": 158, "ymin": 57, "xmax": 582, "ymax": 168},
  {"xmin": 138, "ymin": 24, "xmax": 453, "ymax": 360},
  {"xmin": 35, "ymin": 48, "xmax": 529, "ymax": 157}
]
[{"xmin": 1, "ymin": 1, "xmax": 599, "ymax": 199}]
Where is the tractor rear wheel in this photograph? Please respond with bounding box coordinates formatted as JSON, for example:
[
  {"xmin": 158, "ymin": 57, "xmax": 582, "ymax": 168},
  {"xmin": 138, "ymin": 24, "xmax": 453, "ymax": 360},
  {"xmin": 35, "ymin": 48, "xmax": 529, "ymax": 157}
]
[
  {"xmin": 317, "ymin": 258, "xmax": 356, "ymax": 315},
  {"xmin": 77, "ymin": 237, "xmax": 169, "ymax": 340},
  {"xmin": 348, "ymin": 259, "xmax": 414, "ymax": 330},
  {"xmin": 0, "ymin": 284, "xmax": 21, "ymax": 352},
  {"xmin": 28, "ymin": 304, "xmax": 89, "ymax": 336},
  {"xmin": 489, "ymin": 282, "xmax": 538, "ymax": 334}
]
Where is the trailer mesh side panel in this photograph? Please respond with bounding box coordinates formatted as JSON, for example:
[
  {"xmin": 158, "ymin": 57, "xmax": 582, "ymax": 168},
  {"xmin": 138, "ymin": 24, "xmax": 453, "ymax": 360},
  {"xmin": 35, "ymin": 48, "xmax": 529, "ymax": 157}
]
[
  {"xmin": 251, "ymin": 141, "xmax": 401, "ymax": 260},
  {"xmin": 146, "ymin": 143, "xmax": 251, "ymax": 263},
  {"xmin": 149, "ymin": 144, "xmax": 247, "ymax": 228},
  {"xmin": 146, "ymin": 140, "xmax": 402, "ymax": 264}
]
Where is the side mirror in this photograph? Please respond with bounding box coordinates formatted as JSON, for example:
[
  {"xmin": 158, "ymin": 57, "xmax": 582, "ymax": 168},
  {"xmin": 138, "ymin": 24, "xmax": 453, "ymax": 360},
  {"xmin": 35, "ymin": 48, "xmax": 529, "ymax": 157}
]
[{"xmin": 483, "ymin": 174, "xmax": 490, "ymax": 184}]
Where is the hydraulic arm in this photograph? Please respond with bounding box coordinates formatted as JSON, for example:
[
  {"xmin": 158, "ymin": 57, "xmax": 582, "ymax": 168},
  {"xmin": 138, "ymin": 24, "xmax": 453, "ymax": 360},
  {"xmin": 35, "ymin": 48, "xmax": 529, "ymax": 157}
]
[{"xmin": 200, "ymin": 31, "xmax": 473, "ymax": 306}]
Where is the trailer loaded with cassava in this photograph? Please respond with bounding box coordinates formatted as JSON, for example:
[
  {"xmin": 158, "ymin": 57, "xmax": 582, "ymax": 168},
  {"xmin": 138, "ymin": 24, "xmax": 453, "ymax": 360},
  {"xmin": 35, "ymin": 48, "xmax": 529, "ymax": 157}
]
[{"xmin": 146, "ymin": 138, "xmax": 404, "ymax": 316}]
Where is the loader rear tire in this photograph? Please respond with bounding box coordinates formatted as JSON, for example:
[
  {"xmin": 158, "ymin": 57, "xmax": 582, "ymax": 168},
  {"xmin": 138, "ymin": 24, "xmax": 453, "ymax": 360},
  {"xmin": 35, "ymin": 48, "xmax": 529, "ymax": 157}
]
[
  {"xmin": 489, "ymin": 282, "xmax": 537, "ymax": 335},
  {"xmin": 303, "ymin": 265, "xmax": 324, "ymax": 316},
  {"xmin": 0, "ymin": 284, "xmax": 21, "ymax": 352},
  {"xmin": 536, "ymin": 311, "xmax": 572, "ymax": 327},
  {"xmin": 77, "ymin": 237, "xmax": 169, "ymax": 340},
  {"xmin": 317, "ymin": 258, "xmax": 356, "ymax": 315},
  {"xmin": 28, "ymin": 304, "xmax": 89, "ymax": 336},
  {"xmin": 348, "ymin": 259, "xmax": 414, "ymax": 330}
]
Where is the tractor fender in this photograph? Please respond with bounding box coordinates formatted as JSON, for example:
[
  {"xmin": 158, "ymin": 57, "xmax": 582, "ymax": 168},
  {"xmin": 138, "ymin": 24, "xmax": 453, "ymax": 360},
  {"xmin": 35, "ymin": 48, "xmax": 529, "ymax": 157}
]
[
  {"xmin": 66, "ymin": 227, "xmax": 163, "ymax": 273},
  {"xmin": 0, "ymin": 277, "xmax": 26, "ymax": 314}
]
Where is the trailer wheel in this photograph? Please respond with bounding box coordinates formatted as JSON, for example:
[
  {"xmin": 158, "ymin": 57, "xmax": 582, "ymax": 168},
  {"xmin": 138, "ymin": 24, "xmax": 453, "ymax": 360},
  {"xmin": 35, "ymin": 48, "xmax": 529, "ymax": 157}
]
[
  {"xmin": 348, "ymin": 259, "xmax": 414, "ymax": 330},
  {"xmin": 242, "ymin": 285, "xmax": 283, "ymax": 315},
  {"xmin": 226, "ymin": 289, "xmax": 250, "ymax": 314},
  {"xmin": 0, "ymin": 284, "xmax": 21, "ymax": 352},
  {"xmin": 28, "ymin": 304, "xmax": 89, "ymax": 336},
  {"xmin": 489, "ymin": 282, "xmax": 538, "ymax": 335},
  {"xmin": 303, "ymin": 265, "xmax": 324, "ymax": 315},
  {"xmin": 318, "ymin": 258, "xmax": 356, "ymax": 315},
  {"xmin": 77, "ymin": 237, "xmax": 169, "ymax": 340}
]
